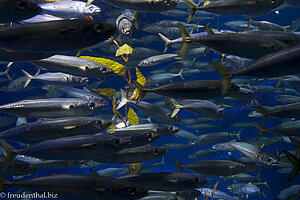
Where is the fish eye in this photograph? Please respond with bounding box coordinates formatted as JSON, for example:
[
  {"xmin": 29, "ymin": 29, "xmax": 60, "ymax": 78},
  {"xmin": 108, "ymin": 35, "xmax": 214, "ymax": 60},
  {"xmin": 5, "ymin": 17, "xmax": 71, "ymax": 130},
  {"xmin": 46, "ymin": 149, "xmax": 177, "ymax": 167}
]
[
  {"xmin": 146, "ymin": 133, "xmax": 152, "ymax": 141},
  {"xmin": 21, "ymin": 164, "xmax": 29, "ymax": 170},
  {"xmin": 16, "ymin": 0, "xmax": 28, "ymax": 9},
  {"xmin": 190, "ymin": 191, "xmax": 195, "ymax": 195},
  {"xmin": 94, "ymin": 24, "xmax": 103, "ymax": 32},
  {"xmin": 88, "ymin": 6, "xmax": 95, "ymax": 11},
  {"xmin": 151, "ymin": 0, "xmax": 155, "ymax": 4},
  {"xmin": 89, "ymin": 102, "xmax": 95, "ymax": 108},
  {"xmin": 99, "ymin": 67, "xmax": 107, "ymax": 73},
  {"xmin": 96, "ymin": 120, "xmax": 102, "ymax": 127},
  {"xmin": 266, "ymin": 157, "xmax": 272, "ymax": 162},
  {"xmin": 167, "ymin": 126, "xmax": 173, "ymax": 131},
  {"xmin": 174, "ymin": 116, "xmax": 181, "ymax": 122},
  {"xmin": 164, "ymin": 0, "xmax": 171, "ymax": 6},
  {"xmin": 192, "ymin": 177, "xmax": 199, "ymax": 183},
  {"xmin": 127, "ymin": 187, "xmax": 136, "ymax": 196},
  {"xmin": 153, "ymin": 148, "xmax": 159, "ymax": 155},
  {"xmin": 255, "ymin": 154, "xmax": 260, "ymax": 158},
  {"xmin": 142, "ymin": 61, "xmax": 147, "ymax": 65},
  {"xmin": 112, "ymin": 138, "xmax": 120, "ymax": 146}
]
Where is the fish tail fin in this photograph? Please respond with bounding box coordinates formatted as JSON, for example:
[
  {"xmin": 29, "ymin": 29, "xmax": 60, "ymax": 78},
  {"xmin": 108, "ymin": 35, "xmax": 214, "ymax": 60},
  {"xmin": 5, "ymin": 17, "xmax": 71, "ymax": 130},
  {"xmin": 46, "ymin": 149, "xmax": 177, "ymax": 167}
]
[
  {"xmin": 170, "ymin": 99, "xmax": 183, "ymax": 118},
  {"xmin": 256, "ymin": 172, "xmax": 261, "ymax": 181},
  {"xmin": 132, "ymin": 80, "xmax": 147, "ymax": 104},
  {"xmin": 258, "ymin": 106, "xmax": 268, "ymax": 128},
  {"xmin": 253, "ymin": 122, "xmax": 266, "ymax": 141},
  {"xmin": 236, "ymin": 130, "xmax": 242, "ymax": 141},
  {"xmin": 0, "ymin": 140, "xmax": 17, "ymax": 170},
  {"xmin": 3, "ymin": 64, "xmax": 12, "ymax": 81},
  {"xmin": 163, "ymin": 97, "xmax": 171, "ymax": 108},
  {"xmin": 21, "ymin": 69, "xmax": 33, "ymax": 88},
  {"xmin": 117, "ymin": 89, "xmax": 129, "ymax": 110},
  {"xmin": 133, "ymin": 11, "xmax": 139, "ymax": 30},
  {"xmin": 35, "ymin": 69, "xmax": 41, "ymax": 76},
  {"xmin": 275, "ymin": 77, "xmax": 283, "ymax": 88},
  {"xmin": 211, "ymin": 60, "xmax": 232, "ymax": 95},
  {"xmin": 240, "ymin": 101, "xmax": 248, "ymax": 110},
  {"xmin": 161, "ymin": 155, "xmax": 165, "ymax": 166},
  {"xmin": 264, "ymin": 180, "xmax": 269, "ymax": 189},
  {"xmin": 0, "ymin": 175, "xmax": 8, "ymax": 192},
  {"xmin": 178, "ymin": 23, "xmax": 191, "ymax": 57},
  {"xmin": 248, "ymin": 16, "xmax": 252, "ymax": 28},
  {"xmin": 185, "ymin": 0, "xmax": 197, "ymax": 23},
  {"xmin": 290, "ymin": 137, "xmax": 300, "ymax": 151},
  {"xmin": 283, "ymin": 150, "xmax": 300, "ymax": 181},
  {"xmin": 158, "ymin": 33, "xmax": 172, "ymax": 53},
  {"xmin": 194, "ymin": 21, "xmax": 199, "ymax": 32},
  {"xmin": 178, "ymin": 68, "xmax": 185, "ymax": 80},
  {"xmin": 174, "ymin": 158, "xmax": 184, "ymax": 173},
  {"xmin": 261, "ymin": 189, "xmax": 267, "ymax": 199}
]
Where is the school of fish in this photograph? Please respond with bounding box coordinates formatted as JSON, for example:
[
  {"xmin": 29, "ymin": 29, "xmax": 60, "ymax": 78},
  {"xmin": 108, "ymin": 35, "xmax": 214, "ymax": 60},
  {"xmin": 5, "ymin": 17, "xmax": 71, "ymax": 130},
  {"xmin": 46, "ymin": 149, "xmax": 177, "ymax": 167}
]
[{"xmin": 0, "ymin": 0, "xmax": 299, "ymax": 199}]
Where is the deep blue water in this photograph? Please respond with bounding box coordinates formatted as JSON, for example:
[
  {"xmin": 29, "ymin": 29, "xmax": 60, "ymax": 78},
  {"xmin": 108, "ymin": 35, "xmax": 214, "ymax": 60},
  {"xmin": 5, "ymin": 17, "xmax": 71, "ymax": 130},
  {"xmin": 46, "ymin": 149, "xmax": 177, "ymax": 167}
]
[{"xmin": 0, "ymin": 1, "xmax": 300, "ymax": 200}]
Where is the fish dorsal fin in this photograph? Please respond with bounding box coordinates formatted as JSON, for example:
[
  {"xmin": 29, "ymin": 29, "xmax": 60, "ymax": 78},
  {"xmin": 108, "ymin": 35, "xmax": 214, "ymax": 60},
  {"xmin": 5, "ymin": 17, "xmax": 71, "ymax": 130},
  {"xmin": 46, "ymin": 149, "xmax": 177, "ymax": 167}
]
[
  {"xmin": 203, "ymin": 0, "xmax": 211, "ymax": 6},
  {"xmin": 230, "ymin": 156, "xmax": 235, "ymax": 161},
  {"xmin": 89, "ymin": 168, "xmax": 100, "ymax": 177},
  {"xmin": 204, "ymin": 24, "xmax": 215, "ymax": 35}
]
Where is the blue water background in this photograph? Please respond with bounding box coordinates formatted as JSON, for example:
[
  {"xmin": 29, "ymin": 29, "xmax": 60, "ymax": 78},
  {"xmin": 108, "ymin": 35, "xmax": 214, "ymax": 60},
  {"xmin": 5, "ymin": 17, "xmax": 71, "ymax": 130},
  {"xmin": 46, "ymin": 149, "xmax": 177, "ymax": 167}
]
[{"xmin": 0, "ymin": 3, "xmax": 300, "ymax": 199}]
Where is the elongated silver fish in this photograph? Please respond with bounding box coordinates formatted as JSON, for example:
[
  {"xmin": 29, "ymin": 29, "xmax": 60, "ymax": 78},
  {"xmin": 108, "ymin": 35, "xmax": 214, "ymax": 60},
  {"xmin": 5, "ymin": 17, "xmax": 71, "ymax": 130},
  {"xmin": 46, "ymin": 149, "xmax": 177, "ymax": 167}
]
[
  {"xmin": 0, "ymin": 117, "xmax": 111, "ymax": 144},
  {"xmin": 0, "ymin": 19, "xmax": 116, "ymax": 53},
  {"xmin": 231, "ymin": 142, "xmax": 278, "ymax": 166},
  {"xmin": 22, "ymin": 70, "xmax": 88, "ymax": 88},
  {"xmin": 0, "ymin": 98, "xmax": 105, "ymax": 118},
  {"xmin": 39, "ymin": 1, "xmax": 101, "ymax": 18},
  {"xmin": 32, "ymin": 55, "xmax": 114, "ymax": 78}
]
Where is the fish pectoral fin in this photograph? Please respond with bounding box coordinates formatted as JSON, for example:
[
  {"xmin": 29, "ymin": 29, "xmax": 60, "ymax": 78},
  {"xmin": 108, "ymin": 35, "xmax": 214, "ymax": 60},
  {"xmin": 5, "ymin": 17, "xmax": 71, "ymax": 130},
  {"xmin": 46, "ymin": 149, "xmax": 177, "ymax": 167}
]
[
  {"xmin": 81, "ymin": 143, "xmax": 98, "ymax": 148},
  {"xmin": 168, "ymin": 179, "xmax": 179, "ymax": 183},
  {"xmin": 93, "ymin": 187, "xmax": 109, "ymax": 193},
  {"xmin": 58, "ymin": 28, "xmax": 76, "ymax": 36},
  {"xmin": 63, "ymin": 126, "xmax": 78, "ymax": 130},
  {"xmin": 204, "ymin": 24, "xmax": 215, "ymax": 35}
]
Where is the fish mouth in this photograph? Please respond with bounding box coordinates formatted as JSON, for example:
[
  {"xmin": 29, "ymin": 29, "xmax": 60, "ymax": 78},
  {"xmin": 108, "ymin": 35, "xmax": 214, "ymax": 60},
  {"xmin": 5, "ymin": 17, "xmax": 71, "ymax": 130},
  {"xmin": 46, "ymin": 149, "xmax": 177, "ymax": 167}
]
[
  {"xmin": 172, "ymin": 126, "xmax": 180, "ymax": 133},
  {"xmin": 106, "ymin": 67, "xmax": 115, "ymax": 74},
  {"xmin": 81, "ymin": 77, "xmax": 89, "ymax": 83},
  {"xmin": 149, "ymin": 131, "xmax": 160, "ymax": 141},
  {"xmin": 123, "ymin": 29, "xmax": 131, "ymax": 35},
  {"xmin": 91, "ymin": 8, "xmax": 101, "ymax": 14}
]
